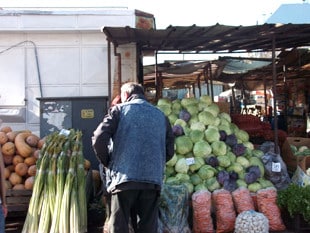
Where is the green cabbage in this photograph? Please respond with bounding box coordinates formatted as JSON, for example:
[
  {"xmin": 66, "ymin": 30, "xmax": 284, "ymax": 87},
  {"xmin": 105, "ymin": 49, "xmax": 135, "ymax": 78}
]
[
  {"xmin": 157, "ymin": 98, "xmax": 172, "ymax": 106},
  {"xmin": 157, "ymin": 105, "xmax": 171, "ymax": 116},
  {"xmin": 219, "ymin": 112, "xmax": 232, "ymax": 123},
  {"xmin": 166, "ymin": 154, "xmax": 178, "ymax": 167},
  {"xmin": 211, "ymin": 141, "xmax": 227, "ymax": 156},
  {"xmin": 205, "ymin": 177, "xmax": 220, "ymax": 191},
  {"xmin": 226, "ymin": 151, "xmax": 237, "ymax": 163},
  {"xmin": 210, "ymin": 117, "xmax": 221, "ymax": 127},
  {"xmin": 194, "ymin": 183, "xmax": 208, "ymax": 192},
  {"xmin": 205, "ymin": 127, "xmax": 220, "ymax": 143},
  {"xmin": 199, "ymin": 95, "xmax": 212, "ymax": 105},
  {"xmin": 193, "ymin": 140, "xmax": 212, "ymax": 158},
  {"xmin": 204, "ymin": 103, "xmax": 220, "ymax": 117},
  {"xmin": 171, "ymin": 100, "xmax": 182, "ymax": 114},
  {"xmin": 248, "ymin": 182, "xmax": 262, "ymax": 192},
  {"xmin": 236, "ymin": 179, "xmax": 247, "ymax": 188},
  {"xmin": 174, "ymin": 119, "xmax": 187, "ymax": 129},
  {"xmin": 217, "ymin": 124, "xmax": 233, "ymax": 135},
  {"xmin": 227, "ymin": 162, "xmax": 244, "ymax": 174},
  {"xmin": 235, "ymin": 129, "xmax": 250, "ymax": 142},
  {"xmin": 165, "ymin": 176, "xmax": 180, "ymax": 185},
  {"xmin": 167, "ymin": 113, "xmax": 178, "ymax": 125},
  {"xmin": 190, "ymin": 121, "xmax": 206, "ymax": 132},
  {"xmin": 175, "ymin": 135, "xmax": 193, "ymax": 155},
  {"xmin": 165, "ymin": 166, "xmax": 175, "ymax": 177},
  {"xmin": 181, "ymin": 97, "xmax": 199, "ymax": 107},
  {"xmin": 252, "ymin": 149, "xmax": 264, "ymax": 158},
  {"xmin": 244, "ymin": 141, "xmax": 254, "ymax": 150},
  {"xmin": 185, "ymin": 105, "xmax": 199, "ymax": 116},
  {"xmin": 236, "ymin": 156, "xmax": 250, "ymax": 168},
  {"xmin": 258, "ymin": 178, "xmax": 274, "ymax": 188},
  {"xmin": 174, "ymin": 157, "xmax": 189, "ymax": 174},
  {"xmin": 189, "ymin": 157, "xmax": 205, "ymax": 172},
  {"xmin": 188, "ymin": 115, "xmax": 199, "ymax": 125},
  {"xmin": 189, "ymin": 130, "xmax": 205, "ymax": 143},
  {"xmin": 217, "ymin": 155, "xmax": 231, "ymax": 168},
  {"xmin": 183, "ymin": 182, "xmax": 194, "ymax": 193},
  {"xmin": 198, "ymin": 111, "xmax": 216, "ymax": 126},
  {"xmin": 190, "ymin": 173, "xmax": 203, "ymax": 185},
  {"xmin": 175, "ymin": 173, "xmax": 190, "ymax": 182},
  {"xmin": 198, "ymin": 165, "xmax": 215, "ymax": 180}
]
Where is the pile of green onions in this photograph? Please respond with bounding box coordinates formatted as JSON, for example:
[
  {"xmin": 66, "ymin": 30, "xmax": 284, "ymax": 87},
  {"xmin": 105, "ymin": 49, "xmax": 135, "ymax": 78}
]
[{"xmin": 22, "ymin": 129, "xmax": 87, "ymax": 233}]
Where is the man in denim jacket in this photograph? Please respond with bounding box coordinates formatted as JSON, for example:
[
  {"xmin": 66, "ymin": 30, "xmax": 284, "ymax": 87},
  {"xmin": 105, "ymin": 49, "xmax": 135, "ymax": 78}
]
[{"xmin": 92, "ymin": 82, "xmax": 174, "ymax": 233}]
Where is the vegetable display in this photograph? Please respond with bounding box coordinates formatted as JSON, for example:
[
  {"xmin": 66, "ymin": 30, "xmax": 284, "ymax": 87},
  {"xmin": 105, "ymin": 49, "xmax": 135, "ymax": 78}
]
[
  {"xmin": 160, "ymin": 96, "xmax": 273, "ymax": 194},
  {"xmin": 0, "ymin": 127, "xmax": 41, "ymax": 190},
  {"xmin": 22, "ymin": 129, "xmax": 88, "ymax": 233},
  {"xmin": 157, "ymin": 96, "xmax": 288, "ymax": 232}
]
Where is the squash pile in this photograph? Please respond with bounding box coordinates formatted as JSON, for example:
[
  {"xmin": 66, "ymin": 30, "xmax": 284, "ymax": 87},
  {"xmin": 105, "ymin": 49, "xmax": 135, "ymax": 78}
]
[{"xmin": 0, "ymin": 126, "xmax": 44, "ymax": 190}]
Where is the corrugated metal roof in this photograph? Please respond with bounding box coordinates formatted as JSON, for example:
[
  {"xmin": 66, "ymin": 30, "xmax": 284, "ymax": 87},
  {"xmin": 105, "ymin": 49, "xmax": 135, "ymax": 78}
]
[{"xmin": 102, "ymin": 23, "xmax": 310, "ymax": 53}]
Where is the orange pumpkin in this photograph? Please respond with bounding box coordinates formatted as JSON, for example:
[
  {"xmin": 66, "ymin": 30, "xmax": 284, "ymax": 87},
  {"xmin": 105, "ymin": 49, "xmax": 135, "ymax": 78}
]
[
  {"xmin": 0, "ymin": 132, "xmax": 8, "ymax": 145},
  {"xmin": 15, "ymin": 162, "xmax": 29, "ymax": 177},
  {"xmin": 1, "ymin": 141, "xmax": 16, "ymax": 156},
  {"xmin": 9, "ymin": 172, "xmax": 23, "ymax": 185}
]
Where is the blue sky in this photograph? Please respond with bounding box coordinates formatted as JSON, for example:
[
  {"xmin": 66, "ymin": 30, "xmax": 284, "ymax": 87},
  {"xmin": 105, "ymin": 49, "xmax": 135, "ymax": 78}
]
[{"xmin": 0, "ymin": 0, "xmax": 307, "ymax": 28}]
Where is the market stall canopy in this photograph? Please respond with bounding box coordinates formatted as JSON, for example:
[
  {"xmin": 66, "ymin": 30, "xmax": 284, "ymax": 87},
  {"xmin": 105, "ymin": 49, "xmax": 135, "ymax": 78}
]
[
  {"xmin": 102, "ymin": 23, "xmax": 310, "ymax": 53},
  {"xmin": 102, "ymin": 24, "xmax": 310, "ymax": 90},
  {"xmin": 142, "ymin": 58, "xmax": 272, "ymax": 89}
]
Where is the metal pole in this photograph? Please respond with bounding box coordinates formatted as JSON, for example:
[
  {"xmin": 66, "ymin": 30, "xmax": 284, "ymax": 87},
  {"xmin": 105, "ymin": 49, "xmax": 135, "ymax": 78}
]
[{"xmin": 272, "ymin": 36, "xmax": 279, "ymax": 153}]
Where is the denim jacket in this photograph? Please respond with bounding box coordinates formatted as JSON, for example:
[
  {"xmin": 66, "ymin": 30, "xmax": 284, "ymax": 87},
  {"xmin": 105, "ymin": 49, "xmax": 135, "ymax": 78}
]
[{"xmin": 92, "ymin": 94, "xmax": 174, "ymax": 193}]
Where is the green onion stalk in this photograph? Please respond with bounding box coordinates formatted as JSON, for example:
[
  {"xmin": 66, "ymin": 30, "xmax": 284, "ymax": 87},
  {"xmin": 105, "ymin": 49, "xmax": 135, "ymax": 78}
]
[
  {"xmin": 38, "ymin": 186, "xmax": 51, "ymax": 233},
  {"xmin": 70, "ymin": 155, "xmax": 80, "ymax": 233},
  {"xmin": 22, "ymin": 137, "xmax": 55, "ymax": 233},
  {"xmin": 59, "ymin": 157, "xmax": 76, "ymax": 233},
  {"xmin": 49, "ymin": 137, "xmax": 71, "ymax": 233},
  {"xmin": 76, "ymin": 131, "xmax": 87, "ymax": 232}
]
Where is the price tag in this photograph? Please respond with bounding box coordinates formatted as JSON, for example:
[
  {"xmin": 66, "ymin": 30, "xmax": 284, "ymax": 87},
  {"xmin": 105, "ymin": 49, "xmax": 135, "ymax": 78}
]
[
  {"xmin": 271, "ymin": 162, "xmax": 281, "ymax": 172},
  {"xmin": 186, "ymin": 157, "xmax": 195, "ymax": 166}
]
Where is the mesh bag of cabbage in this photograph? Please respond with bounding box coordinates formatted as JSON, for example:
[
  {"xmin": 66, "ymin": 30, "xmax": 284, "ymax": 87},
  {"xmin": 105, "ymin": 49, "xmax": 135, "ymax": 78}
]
[{"xmin": 234, "ymin": 210, "xmax": 269, "ymax": 233}]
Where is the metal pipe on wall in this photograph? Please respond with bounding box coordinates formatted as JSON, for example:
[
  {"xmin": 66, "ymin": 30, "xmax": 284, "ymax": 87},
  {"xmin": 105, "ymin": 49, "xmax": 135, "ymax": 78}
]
[
  {"xmin": 114, "ymin": 46, "xmax": 122, "ymax": 95},
  {"xmin": 107, "ymin": 40, "xmax": 112, "ymax": 106}
]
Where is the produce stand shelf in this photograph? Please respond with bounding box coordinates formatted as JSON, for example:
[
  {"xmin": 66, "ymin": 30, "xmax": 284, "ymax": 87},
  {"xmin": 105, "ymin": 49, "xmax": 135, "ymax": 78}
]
[{"xmin": 6, "ymin": 189, "xmax": 32, "ymax": 215}]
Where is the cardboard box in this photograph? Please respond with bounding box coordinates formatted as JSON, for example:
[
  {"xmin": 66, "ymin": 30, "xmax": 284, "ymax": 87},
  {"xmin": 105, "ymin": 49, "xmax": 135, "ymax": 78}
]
[
  {"xmin": 215, "ymin": 102, "xmax": 230, "ymax": 114},
  {"xmin": 281, "ymin": 137, "xmax": 310, "ymax": 172}
]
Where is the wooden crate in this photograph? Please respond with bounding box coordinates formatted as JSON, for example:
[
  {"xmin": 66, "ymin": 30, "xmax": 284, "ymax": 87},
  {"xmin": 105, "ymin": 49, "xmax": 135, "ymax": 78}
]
[{"xmin": 6, "ymin": 189, "xmax": 32, "ymax": 214}]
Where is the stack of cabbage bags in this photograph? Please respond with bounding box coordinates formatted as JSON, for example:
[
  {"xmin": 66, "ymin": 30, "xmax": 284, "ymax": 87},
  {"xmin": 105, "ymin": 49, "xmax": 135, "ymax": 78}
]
[{"xmin": 156, "ymin": 95, "xmax": 274, "ymax": 194}]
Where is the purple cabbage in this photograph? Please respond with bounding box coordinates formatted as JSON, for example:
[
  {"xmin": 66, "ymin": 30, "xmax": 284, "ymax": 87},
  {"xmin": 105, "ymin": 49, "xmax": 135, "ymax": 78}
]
[
  {"xmin": 232, "ymin": 143, "xmax": 246, "ymax": 156},
  {"xmin": 229, "ymin": 171, "xmax": 239, "ymax": 181},
  {"xmin": 217, "ymin": 170, "xmax": 230, "ymax": 185},
  {"xmin": 179, "ymin": 109, "xmax": 191, "ymax": 122},
  {"xmin": 219, "ymin": 130, "xmax": 227, "ymax": 141},
  {"xmin": 172, "ymin": 124, "xmax": 184, "ymax": 136},
  {"xmin": 225, "ymin": 134, "xmax": 238, "ymax": 147},
  {"xmin": 246, "ymin": 165, "xmax": 261, "ymax": 178},
  {"xmin": 205, "ymin": 156, "xmax": 219, "ymax": 168},
  {"xmin": 223, "ymin": 179, "xmax": 238, "ymax": 192},
  {"xmin": 244, "ymin": 171, "xmax": 259, "ymax": 184}
]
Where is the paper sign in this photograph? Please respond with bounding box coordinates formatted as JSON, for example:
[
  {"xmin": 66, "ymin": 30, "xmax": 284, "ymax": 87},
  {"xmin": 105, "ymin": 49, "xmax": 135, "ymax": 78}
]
[
  {"xmin": 272, "ymin": 162, "xmax": 281, "ymax": 172},
  {"xmin": 186, "ymin": 157, "xmax": 195, "ymax": 166}
]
